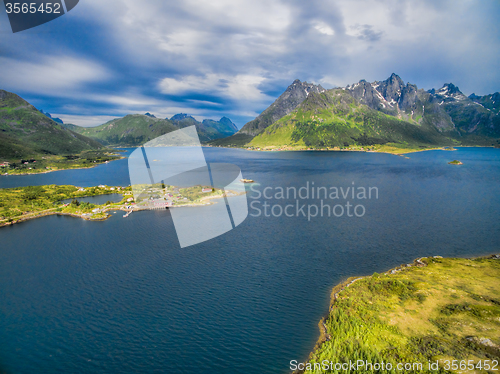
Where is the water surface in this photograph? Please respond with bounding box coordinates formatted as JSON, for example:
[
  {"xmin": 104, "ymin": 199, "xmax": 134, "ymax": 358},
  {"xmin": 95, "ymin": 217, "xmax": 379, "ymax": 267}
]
[{"xmin": 1, "ymin": 147, "xmax": 499, "ymax": 374}]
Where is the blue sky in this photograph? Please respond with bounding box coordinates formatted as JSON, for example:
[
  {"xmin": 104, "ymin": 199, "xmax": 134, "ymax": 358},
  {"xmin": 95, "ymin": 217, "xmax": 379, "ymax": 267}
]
[{"xmin": 1, "ymin": 0, "xmax": 499, "ymax": 128}]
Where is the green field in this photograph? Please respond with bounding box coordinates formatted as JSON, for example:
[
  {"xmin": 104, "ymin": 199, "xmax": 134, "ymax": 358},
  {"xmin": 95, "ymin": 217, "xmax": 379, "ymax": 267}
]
[
  {"xmin": 300, "ymin": 256, "xmax": 500, "ymax": 373},
  {"xmin": 0, "ymin": 150, "xmax": 122, "ymax": 175},
  {"xmin": 0, "ymin": 183, "xmax": 230, "ymax": 225},
  {"xmin": 0, "ymin": 185, "xmax": 132, "ymax": 224}
]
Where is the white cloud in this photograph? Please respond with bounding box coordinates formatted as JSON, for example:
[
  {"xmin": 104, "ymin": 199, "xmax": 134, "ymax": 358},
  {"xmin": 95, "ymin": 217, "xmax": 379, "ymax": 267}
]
[
  {"xmin": 314, "ymin": 22, "xmax": 335, "ymax": 36},
  {"xmin": 1, "ymin": 0, "xmax": 498, "ymax": 126},
  {"xmin": 158, "ymin": 73, "xmax": 270, "ymax": 102},
  {"xmin": 54, "ymin": 114, "xmax": 118, "ymax": 127},
  {"xmin": 0, "ymin": 56, "xmax": 110, "ymax": 96}
]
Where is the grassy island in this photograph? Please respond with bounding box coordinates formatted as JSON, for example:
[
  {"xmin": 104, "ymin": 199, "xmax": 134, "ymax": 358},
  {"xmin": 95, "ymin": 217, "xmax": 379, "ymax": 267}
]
[
  {"xmin": 299, "ymin": 255, "xmax": 500, "ymax": 373},
  {"xmin": 448, "ymin": 160, "xmax": 463, "ymax": 165}
]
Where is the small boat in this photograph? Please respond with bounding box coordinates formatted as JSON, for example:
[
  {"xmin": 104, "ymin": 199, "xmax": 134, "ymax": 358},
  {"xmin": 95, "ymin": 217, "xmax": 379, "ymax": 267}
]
[{"xmin": 240, "ymin": 178, "xmax": 254, "ymax": 183}]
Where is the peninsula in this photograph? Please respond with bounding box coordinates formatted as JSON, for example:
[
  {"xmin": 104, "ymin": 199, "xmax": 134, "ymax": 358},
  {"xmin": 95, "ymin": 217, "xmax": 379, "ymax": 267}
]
[
  {"xmin": 0, "ymin": 184, "xmax": 243, "ymax": 227},
  {"xmin": 296, "ymin": 255, "xmax": 500, "ymax": 373}
]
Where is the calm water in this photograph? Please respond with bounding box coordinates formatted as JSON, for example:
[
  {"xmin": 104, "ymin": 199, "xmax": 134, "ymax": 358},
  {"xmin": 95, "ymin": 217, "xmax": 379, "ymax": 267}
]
[
  {"xmin": 61, "ymin": 194, "xmax": 123, "ymax": 205},
  {"xmin": 1, "ymin": 147, "xmax": 499, "ymax": 374}
]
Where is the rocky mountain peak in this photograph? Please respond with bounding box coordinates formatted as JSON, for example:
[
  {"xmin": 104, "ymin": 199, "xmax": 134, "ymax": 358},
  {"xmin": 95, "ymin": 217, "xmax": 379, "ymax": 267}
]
[
  {"xmin": 376, "ymin": 73, "xmax": 405, "ymax": 103},
  {"xmin": 429, "ymin": 83, "xmax": 464, "ymax": 98},
  {"xmin": 238, "ymin": 79, "xmax": 326, "ymax": 135},
  {"xmin": 219, "ymin": 116, "xmax": 238, "ymax": 131},
  {"xmin": 170, "ymin": 113, "xmax": 196, "ymax": 121}
]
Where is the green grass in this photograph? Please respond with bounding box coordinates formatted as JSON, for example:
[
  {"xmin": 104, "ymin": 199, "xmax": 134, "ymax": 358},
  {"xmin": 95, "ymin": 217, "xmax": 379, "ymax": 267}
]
[
  {"xmin": 72, "ymin": 114, "xmax": 238, "ymax": 146},
  {"xmin": 0, "ymin": 185, "xmax": 132, "ymax": 223},
  {"xmin": 0, "ymin": 150, "xmax": 122, "ymax": 175},
  {"xmin": 249, "ymin": 90, "xmax": 456, "ymax": 152},
  {"xmin": 302, "ymin": 256, "xmax": 500, "ymax": 373},
  {"xmin": 0, "ymin": 89, "xmax": 111, "ymax": 165},
  {"xmin": 72, "ymin": 114, "xmax": 179, "ymax": 146},
  {"xmin": 208, "ymin": 133, "xmax": 255, "ymax": 147}
]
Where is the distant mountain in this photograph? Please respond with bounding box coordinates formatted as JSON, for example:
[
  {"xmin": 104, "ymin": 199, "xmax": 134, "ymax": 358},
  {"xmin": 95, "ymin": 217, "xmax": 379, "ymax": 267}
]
[
  {"xmin": 202, "ymin": 117, "xmax": 238, "ymax": 136},
  {"xmin": 60, "ymin": 123, "xmax": 80, "ymax": 131},
  {"xmin": 238, "ymin": 79, "xmax": 326, "ymax": 136},
  {"xmin": 0, "ymin": 90, "xmax": 105, "ymax": 160},
  {"xmin": 168, "ymin": 113, "xmax": 238, "ymax": 142},
  {"xmin": 221, "ymin": 74, "xmax": 499, "ymax": 149},
  {"xmin": 72, "ymin": 115, "xmax": 179, "ymax": 146},
  {"xmin": 144, "ymin": 112, "xmax": 156, "ymax": 118},
  {"xmin": 69, "ymin": 113, "xmax": 238, "ymax": 146},
  {"xmin": 39, "ymin": 109, "xmax": 64, "ymax": 124},
  {"xmin": 169, "ymin": 113, "xmax": 199, "ymax": 128}
]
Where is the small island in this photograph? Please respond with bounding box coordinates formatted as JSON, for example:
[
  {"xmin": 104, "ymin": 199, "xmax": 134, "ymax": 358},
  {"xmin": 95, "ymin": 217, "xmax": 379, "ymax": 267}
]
[
  {"xmin": 448, "ymin": 160, "xmax": 463, "ymax": 165},
  {"xmin": 297, "ymin": 255, "xmax": 500, "ymax": 374}
]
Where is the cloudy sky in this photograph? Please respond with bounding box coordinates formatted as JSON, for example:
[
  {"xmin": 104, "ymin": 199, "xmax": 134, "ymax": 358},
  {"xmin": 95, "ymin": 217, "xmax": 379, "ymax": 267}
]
[{"xmin": 1, "ymin": 0, "xmax": 499, "ymax": 127}]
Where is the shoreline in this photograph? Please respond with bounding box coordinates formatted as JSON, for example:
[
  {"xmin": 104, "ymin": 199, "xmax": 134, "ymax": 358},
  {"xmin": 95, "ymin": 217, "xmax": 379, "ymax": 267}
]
[
  {"xmin": 0, "ymin": 156, "xmax": 126, "ymax": 177},
  {"xmin": 206, "ymin": 144, "xmax": 497, "ymax": 156},
  {"xmin": 0, "ymin": 189, "xmax": 246, "ymax": 228},
  {"xmin": 5, "ymin": 144, "xmax": 492, "ymax": 178},
  {"xmin": 295, "ymin": 252, "xmax": 500, "ymax": 374}
]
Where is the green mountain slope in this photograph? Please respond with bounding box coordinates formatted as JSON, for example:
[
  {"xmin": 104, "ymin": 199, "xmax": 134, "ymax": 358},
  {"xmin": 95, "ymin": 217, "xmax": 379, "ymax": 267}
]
[
  {"xmin": 73, "ymin": 115, "xmax": 179, "ymax": 146},
  {"xmin": 59, "ymin": 123, "xmax": 81, "ymax": 131},
  {"xmin": 238, "ymin": 80, "xmax": 325, "ymax": 136},
  {"xmin": 230, "ymin": 74, "xmax": 499, "ymax": 151},
  {"xmin": 0, "ymin": 90, "xmax": 105, "ymax": 160},
  {"xmin": 71, "ymin": 113, "xmax": 238, "ymax": 146},
  {"xmin": 249, "ymin": 90, "xmax": 454, "ymax": 150}
]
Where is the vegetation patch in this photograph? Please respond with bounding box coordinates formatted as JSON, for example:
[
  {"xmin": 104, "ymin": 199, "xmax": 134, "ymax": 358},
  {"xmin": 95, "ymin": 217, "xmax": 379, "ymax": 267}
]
[{"xmin": 300, "ymin": 256, "xmax": 500, "ymax": 373}]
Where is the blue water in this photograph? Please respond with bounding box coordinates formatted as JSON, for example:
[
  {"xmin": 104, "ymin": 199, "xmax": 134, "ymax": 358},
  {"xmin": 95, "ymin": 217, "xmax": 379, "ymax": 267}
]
[
  {"xmin": 0, "ymin": 149, "xmax": 134, "ymax": 189},
  {"xmin": 0, "ymin": 147, "xmax": 499, "ymax": 374},
  {"xmin": 61, "ymin": 194, "xmax": 123, "ymax": 205}
]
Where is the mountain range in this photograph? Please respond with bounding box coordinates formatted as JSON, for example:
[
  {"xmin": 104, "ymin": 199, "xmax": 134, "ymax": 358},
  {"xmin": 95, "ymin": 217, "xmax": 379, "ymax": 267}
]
[
  {"xmin": 212, "ymin": 74, "xmax": 500, "ymax": 150},
  {"xmin": 0, "ymin": 89, "xmax": 238, "ymax": 161},
  {"xmin": 68, "ymin": 113, "xmax": 238, "ymax": 146},
  {"xmin": 2, "ymin": 73, "xmax": 499, "ymax": 161}
]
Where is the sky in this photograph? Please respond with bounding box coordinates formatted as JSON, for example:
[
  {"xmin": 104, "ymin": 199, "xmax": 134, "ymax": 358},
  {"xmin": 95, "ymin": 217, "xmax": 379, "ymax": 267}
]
[{"xmin": 0, "ymin": 0, "xmax": 499, "ymax": 128}]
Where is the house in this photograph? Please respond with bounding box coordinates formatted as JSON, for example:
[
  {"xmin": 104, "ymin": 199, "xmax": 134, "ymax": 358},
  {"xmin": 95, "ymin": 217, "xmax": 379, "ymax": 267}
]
[
  {"xmin": 147, "ymin": 199, "xmax": 171, "ymax": 209},
  {"xmin": 202, "ymin": 188, "xmax": 212, "ymax": 193},
  {"xmin": 127, "ymin": 197, "xmax": 134, "ymax": 202},
  {"xmin": 98, "ymin": 185, "xmax": 106, "ymax": 188}
]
